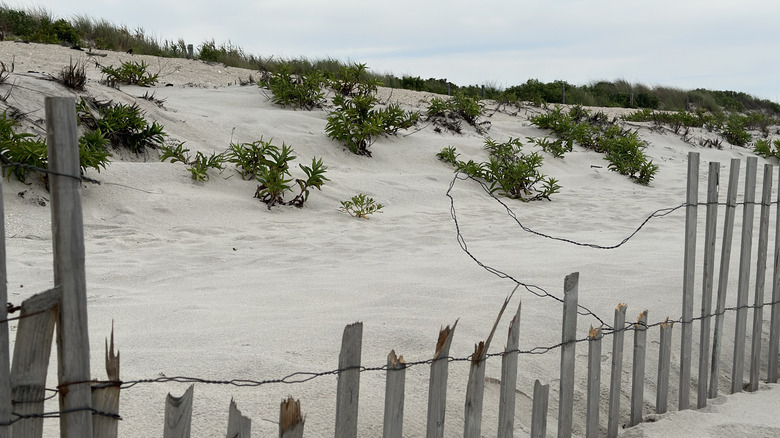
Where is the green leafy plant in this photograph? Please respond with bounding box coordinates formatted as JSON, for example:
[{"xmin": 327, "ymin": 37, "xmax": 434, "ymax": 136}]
[
  {"xmin": 289, "ymin": 157, "xmax": 329, "ymax": 207},
  {"xmin": 340, "ymin": 193, "xmax": 384, "ymax": 219},
  {"xmin": 0, "ymin": 111, "xmax": 109, "ymax": 184},
  {"xmin": 225, "ymin": 138, "xmax": 326, "ymax": 208},
  {"xmin": 331, "ymin": 63, "xmax": 381, "ymax": 97},
  {"xmin": 754, "ymin": 138, "xmax": 780, "ymax": 159},
  {"xmin": 325, "ymin": 94, "xmax": 417, "ymax": 156},
  {"xmin": 264, "ymin": 63, "xmax": 326, "ymax": 110},
  {"xmin": 439, "ymin": 138, "xmax": 560, "ymax": 201},
  {"xmin": 100, "ymin": 60, "xmax": 159, "ymax": 87},
  {"xmin": 527, "ymin": 136, "xmax": 571, "ymax": 158},
  {"xmin": 426, "ymin": 93, "xmax": 487, "ymax": 134},
  {"xmin": 77, "ymin": 98, "xmax": 166, "ymax": 153},
  {"xmin": 159, "ymin": 142, "xmax": 225, "ymax": 181}
]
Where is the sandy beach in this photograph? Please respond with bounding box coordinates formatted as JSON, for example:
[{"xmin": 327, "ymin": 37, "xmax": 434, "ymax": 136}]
[{"xmin": 1, "ymin": 41, "xmax": 779, "ymax": 437}]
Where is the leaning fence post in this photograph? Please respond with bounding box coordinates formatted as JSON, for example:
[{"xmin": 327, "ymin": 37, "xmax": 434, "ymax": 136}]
[
  {"xmin": 607, "ymin": 303, "xmax": 627, "ymax": 438},
  {"xmin": 530, "ymin": 380, "xmax": 549, "ymax": 438},
  {"xmin": 656, "ymin": 319, "xmax": 674, "ymax": 414},
  {"xmin": 558, "ymin": 272, "xmax": 579, "ymax": 438},
  {"xmin": 280, "ymin": 397, "xmax": 304, "ymax": 438},
  {"xmin": 163, "ymin": 384, "xmax": 194, "ymax": 438},
  {"xmin": 698, "ymin": 161, "xmax": 720, "ymax": 409},
  {"xmin": 226, "ymin": 398, "xmax": 251, "ymax": 438},
  {"xmin": 630, "ymin": 311, "xmax": 648, "ymax": 427},
  {"xmin": 0, "ymin": 177, "xmax": 10, "ymax": 437},
  {"xmin": 710, "ymin": 158, "xmax": 740, "ymax": 397},
  {"xmin": 769, "ymin": 164, "xmax": 780, "ymax": 384},
  {"xmin": 335, "ymin": 322, "xmax": 363, "ymax": 438},
  {"xmin": 383, "ymin": 350, "xmax": 405, "ymax": 438},
  {"xmin": 733, "ymin": 156, "xmax": 758, "ymax": 394},
  {"xmin": 10, "ymin": 288, "xmax": 59, "ymax": 437},
  {"xmin": 679, "ymin": 151, "xmax": 699, "ymax": 411},
  {"xmin": 92, "ymin": 325, "xmax": 120, "ymax": 438},
  {"xmin": 497, "ymin": 302, "xmax": 522, "ymax": 438},
  {"xmin": 750, "ymin": 163, "xmax": 773, "ymax": 392},
  {"xmin": 586, "ymin": 326, "xmax": 603, "ymax": 438},
  {"xmin": 426, "ymin": 321, "xmax": 457, "ymax": 438},
  {"xmin": 47, "ymin": 96, "xmax": 93, "ymax": 437},
  {"xmin": 464, "ymin": 293, "xmax": 512, "ymax": 438}
]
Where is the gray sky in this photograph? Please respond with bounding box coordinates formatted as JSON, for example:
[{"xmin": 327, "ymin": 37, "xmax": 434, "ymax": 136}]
[{"xmin": 20, "ymin": 0, "xmax": 780, "ymax": 102}]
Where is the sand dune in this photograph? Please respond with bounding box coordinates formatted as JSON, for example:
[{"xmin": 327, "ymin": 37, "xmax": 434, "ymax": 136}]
[{"xmin": 1, "ymin": 41, "xmax": 779, "ymax": 437}]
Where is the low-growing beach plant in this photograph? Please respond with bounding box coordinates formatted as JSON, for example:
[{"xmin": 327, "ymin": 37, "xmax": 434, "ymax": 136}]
[
  {"xmin": 0, "ymin": 111, "xmax": 109, "ymax": 184},
  {"xmin": 754, "ymin": 138, "xmax": 780, "ymax": 160},
  {"xmin": 426, "ymin": 94, "xmax": 487, "ymax": 134},
  {"xmin": 331, "ymin": 63, "xmax": 381, "ymax": 97},
  {"xmin": 77, "ymin": 98, "xmax": 166, "ymax": 153},
  {"xmin": 264, "ymin": 63, "xmax": 326, "ymax": 110},
  {"xmin": 439, "ymin": 138, "xmax": 560, "ymax": 201},
  {"xmin": 59, "ymin": 58, "xmax": 87, "ymax": 91},
  {"xmin": 527, "ymin": 136, "xmax": 570, "ymax": 158},
  {"xmin": 325, "ymin": 94, "xmax": 418, "ymax": 156},
  {"xmin": 340, "ymin": 193, "xmax": 383, "ymax": 219},
  {"xmin": 532, "ymin": 105, "xmax": 658, "ymax": 184},
  {"xmin": 289, "ymin": 157, "xmax": 329, "ymax": 207},
  {"xmin": 100, "ymin": 60, "xmax": 159, "ymax": 87},
  {"xmin": 159, "ymin": 142, "xmax": 226, "ymax": 181},
  {"xmin": 224, "ymin": 138, "xmax": 327, "ymax": 208}
]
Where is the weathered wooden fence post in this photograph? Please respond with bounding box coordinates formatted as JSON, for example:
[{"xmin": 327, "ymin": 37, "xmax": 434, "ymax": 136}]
[
  {"xmin": 698, "ymin": 161, "xmax": 719, "ymax": 408},
  {"xmin": 630, "ymin": 311, "xmax": 648, "ymax": 427},
  {"xmin": 607, "ymin": 303, "xmax": 627, "ymax": 438},
  {"xmin": 530, "ymin": 380, "xmax": 549, "ymax": 438},
  {"xmin": 280, "ymin": 397, "xmax": 304, "ymax": 438},
  {"xmin": 0, "ymin": 177, "xmax": 10, "ymax": 437},
  {"xmin": 163, "ymin": 384, "xmax": 194, "ymax": 438},
  {"xmin": 46, "ymin": 96, "xmax": 93, "ymax": 437},
  {"xmin": 464, "ymin": 293, "xmax": 512, "ymax": 438},
  {"xmin": 769, "ymin": 164, "xmax": 780, "ymax": 383},
  {"xmin": 10, "ymin": 288, "xmax": 58, "ymax": 437},
  {"xmin": 226, "ymin": 398, "xmax": 251, "ymax": 438},
  {"xmin": 679, "ymin": 151, "xmax": 699, "ymax": 410},
  {"xmin": 187, "ymin": 44, "xmax": 194, "ymax": 59},
  {"xmin": 426, "ymin": 321, "xmax": 457, "ymax": 438},
  {"xmin": 656, "ymin": 319, "xmax": 673, "ymax": 414},
  {"xmin": 750, "ymin": 164, "xmax": 773, "ymax": 392},
  {"xmin": 335, "ymin": 322, "xmax": 363, "ymax": 438},
  {"xmin": 733, "ymin": 156, "xmax": 758, "ymax": 393},
  {"xmin": 497, "ymin": 302, "xmax": 522, "ymax": 438},
  {"xmin": 383, "ymin": 350, "xmax": 405, "ymax": 438},
  {"xmin": 710, "ymin": 158, "xmax": 740, "ymax": 397},
  {"xmin": 586, "ymin": 326, "xmax": 603, "ymax": 438},
  {"xmin": 92, "ymin": 326, "xmax": 120, "ymax": 438},
  {"xmin": 558, "ymin": 272, "xmax": 579, "ymax": 438}
]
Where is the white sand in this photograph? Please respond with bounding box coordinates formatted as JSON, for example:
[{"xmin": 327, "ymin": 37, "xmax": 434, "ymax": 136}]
[{"xmin": 1, "ymin": 41, "xmax": 779, "ymax": 437}]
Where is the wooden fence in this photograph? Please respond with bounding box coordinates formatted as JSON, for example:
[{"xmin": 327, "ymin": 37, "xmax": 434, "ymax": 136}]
[{"xmin": 0, "ymin": 97, "xmax": 779, "ymax": 437}]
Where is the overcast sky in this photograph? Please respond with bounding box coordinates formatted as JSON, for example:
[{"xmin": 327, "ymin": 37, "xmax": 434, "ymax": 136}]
[{"xmin": 19, "ymin": 0, "xmax": 780, "ymax": 102}]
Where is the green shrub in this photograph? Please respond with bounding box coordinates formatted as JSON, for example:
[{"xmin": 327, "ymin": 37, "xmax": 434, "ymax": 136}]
[
  {"xmin": 264, "ymin": 63, "xmax": 326, "ymax": 110},
  {"xmin": 439, "ymin": 138, "xmax": 560, "ymax": 201},
  {"xmin": 532, "ymin": 105, "xmax": 658, "ymax": 184},
  {"xmin": 0, "ymin": 111, "xmax": 109, "ymax": 184},
  {"xmin": 754, "ymin": 139, "xmax": 780, "ymax": 159},
  {"xmin": 527, "ymin": 136, "xmax": 570, "ymax": 158},
  {"xmin": 325, "ymin": 94, "xmax": 418, "ymax": 156},
  {"xmin": 101, "ymin": 60, "xmax": 159, "ymax": 87},
  {"xmin": 331, "ymin": 63, "xmax": 381, "ymax": 97},
  {"xmin": 425, "ymin": 94, "xmax": 486, "ymax": 134},
  {"xmin": 340, "ymin": 193, "xmax": 383, "ymax": 219},
  {"xmin": 722, "ymin": 114, "xmax": 752, "ymax": 146},
  {"xmin": 160, "ymin": 143, "xmax": 225, "ymax": 182},
  {"xmin": 77, "ymin": 98, "xmax": 166, "ymax": 153},
  {"xmin": 224, "ymin": 138, "xmax": 326, "ymax": 208}
]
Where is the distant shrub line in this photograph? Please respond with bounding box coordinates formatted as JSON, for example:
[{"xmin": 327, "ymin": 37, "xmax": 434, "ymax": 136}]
[{"xmin": 0, "ymin": 5, "xmax": 776, "ymax": 117}]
